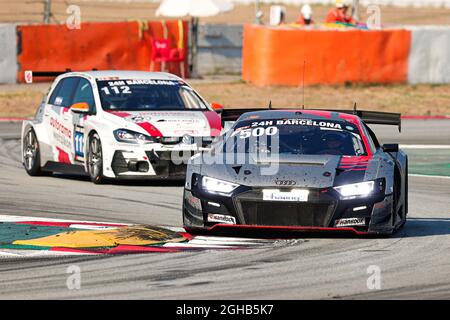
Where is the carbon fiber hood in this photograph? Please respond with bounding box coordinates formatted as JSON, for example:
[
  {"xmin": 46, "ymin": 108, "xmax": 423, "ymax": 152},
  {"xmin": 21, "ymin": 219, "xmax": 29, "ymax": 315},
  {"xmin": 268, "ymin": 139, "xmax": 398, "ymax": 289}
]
[{"xmin": 199, "ymin": 154, "xmax": 342, "ymax": 188}]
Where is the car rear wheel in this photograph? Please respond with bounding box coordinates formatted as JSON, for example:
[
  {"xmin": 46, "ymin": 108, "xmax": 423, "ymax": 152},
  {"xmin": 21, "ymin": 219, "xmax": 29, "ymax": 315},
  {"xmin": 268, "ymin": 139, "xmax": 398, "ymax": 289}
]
[
  {"xmin": 87, "ymin": 133, "xmax": 106, "ymax": 184},
  {"xmin": 398, "ymin": 161, "xmax": 408, "ymax": 230},
  {"xmin": 23, "ymin": 128, "xmax": 43, "ymax": 176}
]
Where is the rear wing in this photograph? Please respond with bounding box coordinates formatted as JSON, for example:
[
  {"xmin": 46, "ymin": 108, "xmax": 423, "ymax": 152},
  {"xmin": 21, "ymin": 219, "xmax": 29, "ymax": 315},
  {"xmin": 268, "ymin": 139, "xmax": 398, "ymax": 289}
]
[
  {"xmin": 220, "ymin": 108, "xmax": 401, "ymax": 132},
  {"xmin": 326, "ymin": 109, "xmax": 401, "ymax": 132},
  {"xmin": 220, "ymin": 108, "xmax": 265, "ymax": 123},
  {"xmin": 219, "ymin": 108, "xmax": 265, "ymax": 133}
]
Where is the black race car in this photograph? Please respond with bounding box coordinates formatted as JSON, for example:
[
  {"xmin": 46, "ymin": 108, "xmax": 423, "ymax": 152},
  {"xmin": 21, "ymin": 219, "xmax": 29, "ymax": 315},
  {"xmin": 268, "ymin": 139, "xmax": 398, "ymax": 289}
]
[{"xmin": 183, "ymin": 109, "xmax": 408, "ymax": 236}]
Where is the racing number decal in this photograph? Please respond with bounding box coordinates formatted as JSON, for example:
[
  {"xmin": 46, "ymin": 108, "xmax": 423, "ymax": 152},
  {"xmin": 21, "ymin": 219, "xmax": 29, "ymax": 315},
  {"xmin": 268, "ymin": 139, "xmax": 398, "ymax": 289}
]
[
  {"xmin": 74, "ymin": 131, "xmax": 84, "ymax": 158},
  {"xmin": 239, "ymin": 126, "xmax": 278, "ymax": 139},
  {"xmin": 100, "ymin": 86, "xmax": 131, "ymax": 95}
]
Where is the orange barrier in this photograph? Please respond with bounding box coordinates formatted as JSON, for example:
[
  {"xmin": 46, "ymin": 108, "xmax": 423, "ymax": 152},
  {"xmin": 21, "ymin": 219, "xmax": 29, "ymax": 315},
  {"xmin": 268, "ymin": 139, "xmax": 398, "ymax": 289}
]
[
  {"xmin": 17, "ymin": 20, "xmax": 188, "ymax": 82},
  {"xmin": 242, "ymin": 24, "xmax": 411, "ymax": 86}
]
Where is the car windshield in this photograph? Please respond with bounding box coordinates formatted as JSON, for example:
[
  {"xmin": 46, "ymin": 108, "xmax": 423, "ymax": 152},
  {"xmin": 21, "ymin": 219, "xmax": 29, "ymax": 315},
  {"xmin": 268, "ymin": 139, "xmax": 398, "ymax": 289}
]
[
  {"xmin": 223, "ymin": 117, "xmax": 367, "ymax": 156},
  {"xmin": 96, "ymin": 79, "xmax": 208, "ymax": 111}
]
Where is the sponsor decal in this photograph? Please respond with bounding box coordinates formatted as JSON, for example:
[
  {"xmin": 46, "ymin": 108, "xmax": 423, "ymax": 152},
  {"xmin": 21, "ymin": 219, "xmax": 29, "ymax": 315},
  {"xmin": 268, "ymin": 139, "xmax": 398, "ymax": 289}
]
[
  {"xmin": 250, "ymin": 119, "xmax": 343, "ymax": 130},
  {"xmin": 335, "ymin": 217, "xmax": 366, "ymax": 227},
  {"xmin": 262, "ymin": 189, "xmax": 309, "ymax": 202},
  {"xmin": 50, "ymin": 117, "xmax": 72, "ymax": 139},
  {"xmin": 103, "ymin": 79, "xmax": 177, "ymax": 87},
  {"xmin": 50, "ymin": 117, "xmax": 72, "ymax": 150},
  {"xmin": 24, "ymin": 70, "xmax": 33, "ymax": 84},
  {"xmin": 54, "ymin": 97, "xmax": 63, "ymax": 106},
  {"xmin": 207, "ymin": 214, "xmax": 236, "ymax": 225},
  {"xmin": 276, "ymin": 119, "xmax": 342, "ymax": 129}
]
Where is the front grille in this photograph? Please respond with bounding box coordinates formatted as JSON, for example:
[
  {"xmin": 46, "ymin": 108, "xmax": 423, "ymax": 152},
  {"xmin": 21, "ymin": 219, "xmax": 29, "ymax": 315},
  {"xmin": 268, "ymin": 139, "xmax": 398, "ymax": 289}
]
[
  {"xmin": 145, "ymin": 151, "xmax": 188, "ymax": 177},
  {"xmin": 234, "ymin": 189, "xmax": 336, "ymax": 227},
  {"xmin": 160, "ymin": 137, "xmax": 182, "ymax": 145},
  {"xmin": 239, "ymin": 201, "xmax": 332, "ymax": 227}
]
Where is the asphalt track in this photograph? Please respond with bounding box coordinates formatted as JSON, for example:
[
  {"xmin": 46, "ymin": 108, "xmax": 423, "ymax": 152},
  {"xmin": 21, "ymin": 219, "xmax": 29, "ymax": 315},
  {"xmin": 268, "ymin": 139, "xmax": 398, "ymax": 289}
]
[{"xmin": 0, "ymin": 120, "xmax": 449, "ymax": 299}]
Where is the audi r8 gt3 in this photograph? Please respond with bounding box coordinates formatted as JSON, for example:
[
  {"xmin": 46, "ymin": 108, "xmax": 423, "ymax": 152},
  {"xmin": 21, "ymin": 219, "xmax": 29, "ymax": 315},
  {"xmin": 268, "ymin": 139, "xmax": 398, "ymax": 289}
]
[
  {"xmin": 183, "ymin": 109, "xmax": 408, "ymax": 235},
  {"xmin": 22, "ymin": 71, "xmax": 223, "ymax": 183}
]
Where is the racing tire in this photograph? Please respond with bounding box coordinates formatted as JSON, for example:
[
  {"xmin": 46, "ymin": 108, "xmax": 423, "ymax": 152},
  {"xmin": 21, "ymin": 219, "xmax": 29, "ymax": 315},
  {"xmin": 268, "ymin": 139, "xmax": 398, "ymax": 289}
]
[
  {"xmin": 87, "ymin": 133, "xmax": 106, "ymax": 184},
  {"xmin": 23, "ymin": 128, "xmax": 44, "ymax": 176},
  {"xmin": 397, "ymin": 162, "xmax": 409, "ymax": 230}
]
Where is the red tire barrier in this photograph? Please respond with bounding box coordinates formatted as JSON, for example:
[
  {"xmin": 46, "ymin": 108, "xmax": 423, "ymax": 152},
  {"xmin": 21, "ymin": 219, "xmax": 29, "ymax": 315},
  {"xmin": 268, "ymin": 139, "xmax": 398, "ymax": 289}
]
[{"xmin": 17, "ymin": 20, "xmax": 188, "ymax": 83}]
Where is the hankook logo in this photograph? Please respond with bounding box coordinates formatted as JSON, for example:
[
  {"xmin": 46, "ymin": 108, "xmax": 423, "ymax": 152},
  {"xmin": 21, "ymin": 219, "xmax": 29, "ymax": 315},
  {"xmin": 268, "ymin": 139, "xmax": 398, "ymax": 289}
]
[{"xmin": 275, "ymin": 179, "xmax": 296, "ymax": 186}]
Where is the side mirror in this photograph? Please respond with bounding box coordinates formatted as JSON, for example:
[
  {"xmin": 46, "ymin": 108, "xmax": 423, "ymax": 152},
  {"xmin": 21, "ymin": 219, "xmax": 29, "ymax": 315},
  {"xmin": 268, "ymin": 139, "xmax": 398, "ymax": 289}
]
[
  {"xmin": 211, "ymin": 102, "xmax": 224, "ymax": 113},
  {"xmin": 382, "ymin": 143, "xmax": 399, "ymax": 153},
  {"xmin": 70, "ymin": 102, "xmax": 90, "ymax": 114}
]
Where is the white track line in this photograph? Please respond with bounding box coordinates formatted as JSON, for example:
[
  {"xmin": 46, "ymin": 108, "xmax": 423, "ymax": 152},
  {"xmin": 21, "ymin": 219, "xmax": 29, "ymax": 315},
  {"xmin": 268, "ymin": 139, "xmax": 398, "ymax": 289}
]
[
  {"xmin": 0, "ymin": 249, "xmax": 94, "ymax": 258},
  {"xmin": 0, "ymin": 214, "xmax": 131, "ymax": 226},
  {"xmin": 400, "ymin": 145, "xmax": 450, "ymax": 149},
  {"xmin": 409, "ymin": 174, "xmax": 450, "ymax": 179}
]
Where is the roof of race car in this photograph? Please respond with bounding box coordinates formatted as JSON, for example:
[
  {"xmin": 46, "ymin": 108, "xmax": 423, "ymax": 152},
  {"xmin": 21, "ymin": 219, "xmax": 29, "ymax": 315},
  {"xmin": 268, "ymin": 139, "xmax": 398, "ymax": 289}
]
[
  {"xmin": 237, "ymin": 109, "xmax": 361, "ymax": 124},
  {"xmin": 61, "ymin": 70, "xmax": 183, "ymax": 81}
]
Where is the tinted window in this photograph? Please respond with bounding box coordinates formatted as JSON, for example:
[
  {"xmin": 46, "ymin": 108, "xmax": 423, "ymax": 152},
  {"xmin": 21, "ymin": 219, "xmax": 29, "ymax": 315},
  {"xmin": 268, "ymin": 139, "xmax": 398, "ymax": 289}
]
[
  {"xmin": 225, "ymin": 118, "xmax": 367, "ymax": 156},
  {"xmin": 96, "ymin": 79, "xmax": 208, "ymax": 111},
  {"xmin": 48, "ymin": 83, "xmax": 62, "ymax": 105},
  {"xmin": 48, "ymin": 77, "xmax": 79, "ymax": 108},
  {"xmin": 72, "ymin": 78, "xmax": 95, "ymax": 112}
]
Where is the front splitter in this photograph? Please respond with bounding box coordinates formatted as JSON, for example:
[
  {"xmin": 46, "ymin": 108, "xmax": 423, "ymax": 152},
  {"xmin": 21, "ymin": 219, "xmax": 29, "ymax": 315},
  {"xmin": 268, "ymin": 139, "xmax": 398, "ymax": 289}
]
[{"xmin": 186, "ymin": 223, "xmax": 372, "ymax": 238}]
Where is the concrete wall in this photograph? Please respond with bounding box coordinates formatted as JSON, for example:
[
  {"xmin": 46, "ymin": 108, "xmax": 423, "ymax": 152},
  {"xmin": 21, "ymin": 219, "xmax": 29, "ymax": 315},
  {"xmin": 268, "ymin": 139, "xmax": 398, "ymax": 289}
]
[
  {"xmin": 0, "ymin": 24, "xmax": 17, "ymax": 84},
  {"xmin": 197, "ymin": 24, "xmax": 243, "ymax": 75},
  {"xmin": 408, "ymin": 27, "xmax": 450, "ymax": 84}
]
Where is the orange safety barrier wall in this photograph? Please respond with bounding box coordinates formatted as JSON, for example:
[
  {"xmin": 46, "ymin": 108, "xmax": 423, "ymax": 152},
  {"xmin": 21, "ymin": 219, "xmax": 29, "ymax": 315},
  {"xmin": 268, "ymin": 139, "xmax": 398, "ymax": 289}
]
[
  {"xmin": 17, "ymin": 20, "xmax": 188, "ymax": 82},
  {"xmin": 242, "ymin": 24, "xmax": 411, "ymax": 86}
]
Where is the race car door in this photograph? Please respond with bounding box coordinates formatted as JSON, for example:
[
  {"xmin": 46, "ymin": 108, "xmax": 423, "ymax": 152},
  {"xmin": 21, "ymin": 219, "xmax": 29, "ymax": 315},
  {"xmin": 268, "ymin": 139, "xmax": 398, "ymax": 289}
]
[
  {"xmin": 69, "ymin": 77, "xmax": 96, "ymax": 164},
  {"xmin": 44, "ymin": 77, "xmax": 79, "ymax": 164}
]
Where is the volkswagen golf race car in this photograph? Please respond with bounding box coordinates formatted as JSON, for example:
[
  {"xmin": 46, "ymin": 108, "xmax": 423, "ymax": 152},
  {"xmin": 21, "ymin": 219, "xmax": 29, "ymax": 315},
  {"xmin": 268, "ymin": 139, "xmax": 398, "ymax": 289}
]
[
  {"xmin": 183, "ymin": 109, "xmax": 408, "ymax": 236},
  {"xmin": 22, "ymin": 71, "xmax": 222, "ymax": 183}
]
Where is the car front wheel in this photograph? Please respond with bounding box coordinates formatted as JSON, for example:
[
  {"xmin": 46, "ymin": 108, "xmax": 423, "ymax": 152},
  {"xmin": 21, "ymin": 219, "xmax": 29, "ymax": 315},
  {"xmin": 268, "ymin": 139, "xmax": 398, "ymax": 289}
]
[{"xmin": 87, "ymin": 133, "xmax": 106, "ymax": 184}]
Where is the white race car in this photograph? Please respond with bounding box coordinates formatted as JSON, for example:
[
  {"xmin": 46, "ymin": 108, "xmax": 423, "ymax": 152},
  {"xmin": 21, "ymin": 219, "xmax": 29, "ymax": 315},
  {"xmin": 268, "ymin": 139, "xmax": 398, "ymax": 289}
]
[{"xmin": 22, "ymin": 71, "xmax": 223, "ymax": 183}]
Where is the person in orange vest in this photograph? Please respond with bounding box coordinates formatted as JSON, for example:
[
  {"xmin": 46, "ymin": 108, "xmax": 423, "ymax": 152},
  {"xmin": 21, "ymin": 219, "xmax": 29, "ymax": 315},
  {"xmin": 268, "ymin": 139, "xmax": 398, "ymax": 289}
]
[
  {"xmin": 295, "ymin": 4, "xmax": 314, "ymax": 25},
  {"xmin": 325, "ymin": 0, "xmax": 356, "ymax": 24}
]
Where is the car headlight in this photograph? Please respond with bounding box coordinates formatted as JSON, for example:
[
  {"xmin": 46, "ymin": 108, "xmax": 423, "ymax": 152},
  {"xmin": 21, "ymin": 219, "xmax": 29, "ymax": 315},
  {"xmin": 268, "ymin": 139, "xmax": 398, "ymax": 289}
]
[
  {"xmin": 113, "ymin": 129, "xmax": 156, "ymax": 144},
  {"xmin": 334, "ymin": 181, "xmax": 375, "ymax": 199},
  {"xmin": 202, "ymin": 176, "xmax": 239, "ymax": 195}
]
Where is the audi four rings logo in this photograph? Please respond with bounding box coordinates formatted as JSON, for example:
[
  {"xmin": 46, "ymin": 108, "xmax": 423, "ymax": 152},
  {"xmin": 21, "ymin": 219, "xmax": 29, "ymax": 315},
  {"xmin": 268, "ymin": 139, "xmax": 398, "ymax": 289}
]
[{"xmin": 275, "ymin": 180, "xmax": 296, "ymax": 186}]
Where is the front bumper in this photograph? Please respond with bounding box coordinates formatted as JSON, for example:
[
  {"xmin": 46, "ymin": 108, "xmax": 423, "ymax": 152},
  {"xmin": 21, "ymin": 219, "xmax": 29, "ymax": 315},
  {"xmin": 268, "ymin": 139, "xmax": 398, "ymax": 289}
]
[
  {"xmin": 183, "ymin": 178, "xmax": 395, "ymax": 235},
  {"xmin": 104, "ymin": 143, "xmax": 209, "ymax": 179}
]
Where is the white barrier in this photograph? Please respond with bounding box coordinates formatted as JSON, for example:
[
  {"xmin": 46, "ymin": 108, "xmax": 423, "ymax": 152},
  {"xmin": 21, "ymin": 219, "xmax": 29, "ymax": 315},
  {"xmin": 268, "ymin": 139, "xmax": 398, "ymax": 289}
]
[
  {"xmin": 0, "ymin": 24, "xmax": 17, "ymax": 84},
  {"xmin": 408, "ymin": 27, "xmax": 450, "ymax": 84}
]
